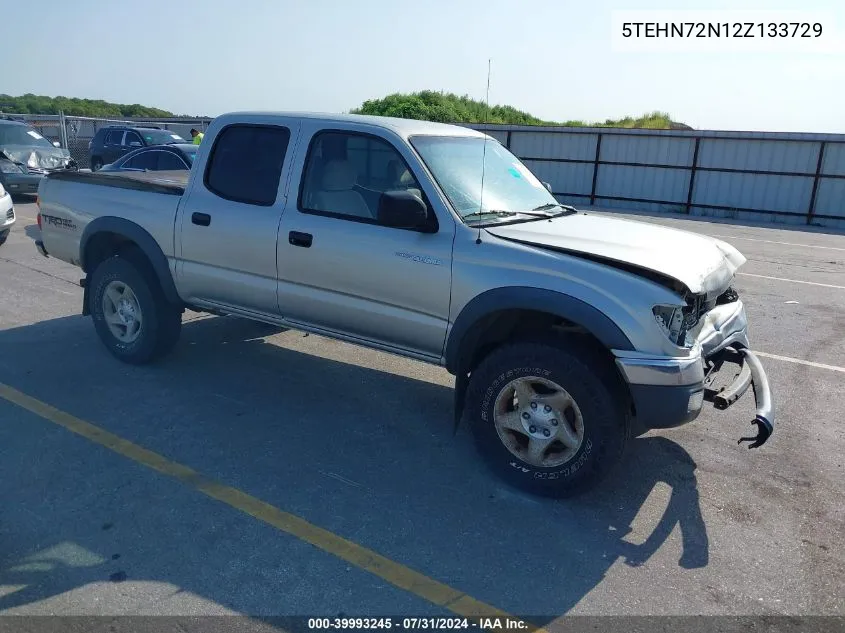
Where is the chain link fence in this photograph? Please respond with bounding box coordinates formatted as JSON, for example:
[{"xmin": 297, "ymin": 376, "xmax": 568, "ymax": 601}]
[{"xmin": 1, "ymin": 113, "xmax": 211, "ymax": 169}]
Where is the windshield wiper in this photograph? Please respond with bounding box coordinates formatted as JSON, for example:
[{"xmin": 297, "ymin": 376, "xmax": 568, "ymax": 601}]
[
  {"xmin": 462, "ymin": 209, "xmax": 519, "ymax": 219},
  {"xmin": 531, "ymin": 202, "xmax": 578, "ymax": 215}
]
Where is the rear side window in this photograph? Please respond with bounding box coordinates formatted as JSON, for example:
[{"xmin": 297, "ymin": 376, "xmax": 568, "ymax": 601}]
[
  {"xmin": 204, "ymin": 124, "xmax": 290, "ymax": 206},
  {"xmin": 105, "ymin": 130, "xmax": 124, "ymax": 145},
  {"xmin": 156, "ymin": 151, "xmax": 188, "ymax": 170}
]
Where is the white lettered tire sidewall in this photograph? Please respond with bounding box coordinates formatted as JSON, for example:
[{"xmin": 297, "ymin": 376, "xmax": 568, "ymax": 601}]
[{"xmin": 466, "ymin": 343, "xmax": 628, "ymax": 497}]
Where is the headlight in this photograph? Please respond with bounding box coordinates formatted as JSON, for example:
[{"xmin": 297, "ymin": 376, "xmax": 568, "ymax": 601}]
[
  {"xmin": 0, "ymin": 160, "xmax": 24, "ymax": 174},
  {"xmin": 653, "ymin": 304, "xmax": 697, "ymax": 348}
]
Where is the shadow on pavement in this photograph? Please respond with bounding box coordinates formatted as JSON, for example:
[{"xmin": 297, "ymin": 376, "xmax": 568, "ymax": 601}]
[
  {"xmin": 0, "ymin": 314, "xmax": 709, "ymax": 620},
  {"xmin": 23, "ymin": 224, "xmax": 40, "ymax": 241}
]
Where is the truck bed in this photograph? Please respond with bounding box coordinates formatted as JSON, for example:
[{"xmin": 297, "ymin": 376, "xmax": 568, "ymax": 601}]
[{"xmin": 46, "ymin": 169, "xmax": 189, "ymax": 196}]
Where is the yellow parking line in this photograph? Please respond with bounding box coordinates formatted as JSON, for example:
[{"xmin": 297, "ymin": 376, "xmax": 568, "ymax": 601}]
[{"xmin": 0, "ymin": 382, "xmax": 538, "ymax": 628}]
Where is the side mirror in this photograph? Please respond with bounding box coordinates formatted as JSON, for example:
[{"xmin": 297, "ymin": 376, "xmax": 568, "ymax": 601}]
[
  {"xmin": 53, "ymin": 141, "xmax": 61, "ymax": 148},
  {"xmin": 378, "ymin": 190, "xmax": 429, "ymax": 230},
  {"xmin": 542, "ymin": 181, "xmax": 553, "ymax": 193}
]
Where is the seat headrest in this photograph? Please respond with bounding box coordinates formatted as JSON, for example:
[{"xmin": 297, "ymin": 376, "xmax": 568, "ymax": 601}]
[
  {"xmin": 399, "ymin": 169, "xmax": 415, "ymax": 186},
  {"xmin": 322, "ymin": 160, "xmax": 356, "ymax": 191}
]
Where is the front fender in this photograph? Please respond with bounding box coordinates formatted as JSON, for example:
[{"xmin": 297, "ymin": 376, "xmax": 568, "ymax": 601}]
[{"xmin": 443, "ymin": 286, "xmax": 636, "ymax": 375}]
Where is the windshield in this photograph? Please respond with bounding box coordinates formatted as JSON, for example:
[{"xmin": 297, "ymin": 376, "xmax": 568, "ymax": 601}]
[
  {"xmin": 410, "ymin": 135, "xmax": 558, "ymax": 222},
  {"xmin": 0, "ymin": 124, "xmax": 57, "ymax": 148},
  {"xmin": 139, "ymin": 129, "xmax": 185, "ymax": 145}
]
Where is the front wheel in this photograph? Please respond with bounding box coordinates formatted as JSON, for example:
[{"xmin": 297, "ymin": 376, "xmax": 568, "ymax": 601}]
[
  {"xmin": 90, "ymin": 157, "xmax": 103, "ymax": 171},
  {"xmin": 89, "ymin": 253, "xmax": 182, "ymax": 364},
  {"xmin": 463, "ymin": 341, "xmax": 629, "ymax": 497},
  {"xmin": 0, "ymin": 229, "xmax": 8, "ymax": 247}
]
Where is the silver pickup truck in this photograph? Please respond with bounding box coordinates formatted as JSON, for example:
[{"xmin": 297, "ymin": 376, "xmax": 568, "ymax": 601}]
[{"xmin": 34, "ymin": 111, "xmax": 775, "ymax": 497}]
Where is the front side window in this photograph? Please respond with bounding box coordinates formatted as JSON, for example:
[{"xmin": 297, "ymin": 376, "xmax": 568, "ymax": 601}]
[
  {"xmin": 299, "ymin": 131, "xmax": 425, "ymax": 222},
  {"xmin": 204, "ymin": 124, "xmax": 290, "ymax": 206},
  {"xmin": 410, "ymin": 135, "xmax": 559, "ymax": 223},
  {"xmin": 124, "ymin": 132, "xmax": 143, "ymax": 147}
]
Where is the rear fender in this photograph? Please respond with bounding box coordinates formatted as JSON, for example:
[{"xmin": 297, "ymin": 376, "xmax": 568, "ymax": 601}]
[{"xmin": 80, "ymin": 216, "xmax": 182, "ymax": 308}]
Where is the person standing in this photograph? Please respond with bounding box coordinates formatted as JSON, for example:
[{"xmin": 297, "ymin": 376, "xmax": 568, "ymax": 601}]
[{"xmin": 190, "ymin": 128, "xmax": 204, "ymax": 145}]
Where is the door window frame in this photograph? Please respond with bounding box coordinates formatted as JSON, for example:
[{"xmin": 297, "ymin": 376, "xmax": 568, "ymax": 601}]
[{"xmin": 296, "ymin": 128, "xmax": 439, "ymax": 233}]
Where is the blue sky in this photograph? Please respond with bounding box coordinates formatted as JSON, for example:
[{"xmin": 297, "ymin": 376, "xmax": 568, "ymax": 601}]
[{"xmin": 5, "ymin": 0, "xmax": 844, "ymax": 132}]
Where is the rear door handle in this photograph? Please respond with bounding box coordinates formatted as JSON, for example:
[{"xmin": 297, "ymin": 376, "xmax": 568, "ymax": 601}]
[
  {"xmin": 191, "ymin": 212, "xmax": 211, "ymax": 226},
  {"xmin": 289, "ymin": 231, "xmax": 312, "ymax": 247}
]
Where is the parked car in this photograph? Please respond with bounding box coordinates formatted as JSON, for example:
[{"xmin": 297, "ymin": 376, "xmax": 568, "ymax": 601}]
[
  {"xmin": 0, "ymin": 180, "xmax": 14, "ymax": 246},
  {"xmin": 88, "ymin": 126, "xmax": 187, "ymax": 171},
  {"xmin": 0, "ymin": 119, "xmax": 77, "ymax": 195},
  {"xmin": 99, "ymin": 144, "xmax": 198, "ymax": 173},
  {"xmin": 34, "ymin": 111, "xmax": 775, "ymax": 497}
]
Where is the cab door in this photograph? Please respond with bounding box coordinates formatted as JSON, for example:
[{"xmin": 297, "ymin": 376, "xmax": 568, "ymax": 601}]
[
  {"xmin": 175, "ymin": 119, "xmax": 301, "ymax": 318},
  {"xmin": 276, "ymin": 124, "xmax": 455, "ymax": 360}
]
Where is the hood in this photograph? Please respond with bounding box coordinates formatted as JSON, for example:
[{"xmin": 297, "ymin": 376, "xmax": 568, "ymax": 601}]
[
  {"xmin": 485, "ymin": 212, "xmax": 746, "ymax": 296},
  {"xmin": 0, "ymin": 144, "xmax": 73, "ymax": 171}
]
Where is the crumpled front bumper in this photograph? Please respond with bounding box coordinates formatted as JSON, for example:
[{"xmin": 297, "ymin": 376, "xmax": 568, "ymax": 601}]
[{"xmin": 616, "ymin": 298, "xmax": 775, "ymax": 448}]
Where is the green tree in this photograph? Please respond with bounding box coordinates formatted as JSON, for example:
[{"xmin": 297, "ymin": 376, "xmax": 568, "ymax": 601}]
[
  {"xmin": 0, "ymin": 93, "xmax": 176, "ymax": 118},
  {"xmin": 350, "ymin": 91, "xmax": 683, "ymax": 129}
]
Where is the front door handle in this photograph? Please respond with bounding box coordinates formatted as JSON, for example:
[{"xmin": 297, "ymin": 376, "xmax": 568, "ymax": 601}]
[
  {"xmin": 289, "ymin": 231, "xmax": 313, "ymax": 247},
  {"xmin": 192, "ymin": 212, "xmax": 211, "ymax": 226}
]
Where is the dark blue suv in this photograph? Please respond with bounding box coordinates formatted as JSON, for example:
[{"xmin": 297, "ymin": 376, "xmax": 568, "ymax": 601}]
[{"xmin": 88, "ymin": 125, "xmax": 186, "ymax": 171}]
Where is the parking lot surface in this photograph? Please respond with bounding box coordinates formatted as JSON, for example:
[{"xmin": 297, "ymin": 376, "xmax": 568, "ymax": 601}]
[{"xmin": 1, "ymin": 199, "xmax": 843, "ymax": 623}]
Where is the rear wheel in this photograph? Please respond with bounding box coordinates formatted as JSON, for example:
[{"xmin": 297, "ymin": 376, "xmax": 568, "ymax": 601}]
[
  {"xmin": 91, "ymin": 157, "xmax": 103, "ymax": 171},
  {"xmin": 88, "ymin": 251, "xmax": 182, "ymax": 364},
  {"xmin": 463, "ymin": 340, "xmax": 629, "ymax": 497}
]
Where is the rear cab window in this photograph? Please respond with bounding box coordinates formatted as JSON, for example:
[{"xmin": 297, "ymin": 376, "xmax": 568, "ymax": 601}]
[{"xmin": 203, "ymin": 123, "xmax": 291, "ymax": 206}]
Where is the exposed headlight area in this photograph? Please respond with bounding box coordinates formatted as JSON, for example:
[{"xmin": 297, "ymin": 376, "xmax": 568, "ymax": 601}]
[
  {"xmin": 653, "ymin": 285, "xmax": 741, "ymax": 349},
  {"xmin": 653, "ymin": 304, "xmax": 697, "ymax": 348}
]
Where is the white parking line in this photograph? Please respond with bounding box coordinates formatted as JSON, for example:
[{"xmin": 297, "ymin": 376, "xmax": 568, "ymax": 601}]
[
  {"xmin": 754, "ymin": 351, "xmax": 845, "ymax": 374},
  {"xmin": 710, "ymin": 234, "xmax": 845, "ymax": 252},
  {"xmin": 737, "ymin": 272, "xmax": 845, "ymax": 290}
]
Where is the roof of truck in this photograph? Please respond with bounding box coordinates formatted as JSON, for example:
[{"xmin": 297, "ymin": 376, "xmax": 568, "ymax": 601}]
[{"xmin": 215, "ymin": 111, "xmax": 489, "ymax": 138}]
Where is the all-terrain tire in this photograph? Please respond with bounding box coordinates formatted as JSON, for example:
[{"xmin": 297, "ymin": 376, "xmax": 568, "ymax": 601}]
[
  {"xmin": 88, "ymin": 250, "xmax": 182, "ymax": 365},
  {"xmin": 463, "ymin": 340, "xmax": 629, "ymax": 498}
]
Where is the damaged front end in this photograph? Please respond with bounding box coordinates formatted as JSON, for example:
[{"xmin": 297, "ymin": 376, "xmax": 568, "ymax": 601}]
[
  {"xmin": 653, "ymin": 285, "xmax": 775, "ymax": 449},
  {"xmin": 0, "ymin": 148, "xmax": 78, "ymax": 173}
]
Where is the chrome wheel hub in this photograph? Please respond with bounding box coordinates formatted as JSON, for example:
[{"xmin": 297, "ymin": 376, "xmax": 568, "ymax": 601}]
[
  {"xmin": 492, "ymin": 375, "xmax": 585, "ymax": 469},
  {"xmin": 102, "ymin": 280, "xmax": 143, "ymax": 343}
]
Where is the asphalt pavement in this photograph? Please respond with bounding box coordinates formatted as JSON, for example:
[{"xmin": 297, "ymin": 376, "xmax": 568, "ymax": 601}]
[{"xmin": 0, "ymin": 198, "xmax": 843, "ymax": 625}]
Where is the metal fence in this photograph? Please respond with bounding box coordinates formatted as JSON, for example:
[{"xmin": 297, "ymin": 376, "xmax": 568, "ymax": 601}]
[
  {"xmin": 4, "ymin": 113, "xmax": 844, "ymax": 228},
  {"xmin": 467, "ymin": 123, "xmax": 845, "ymax": 229}
]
